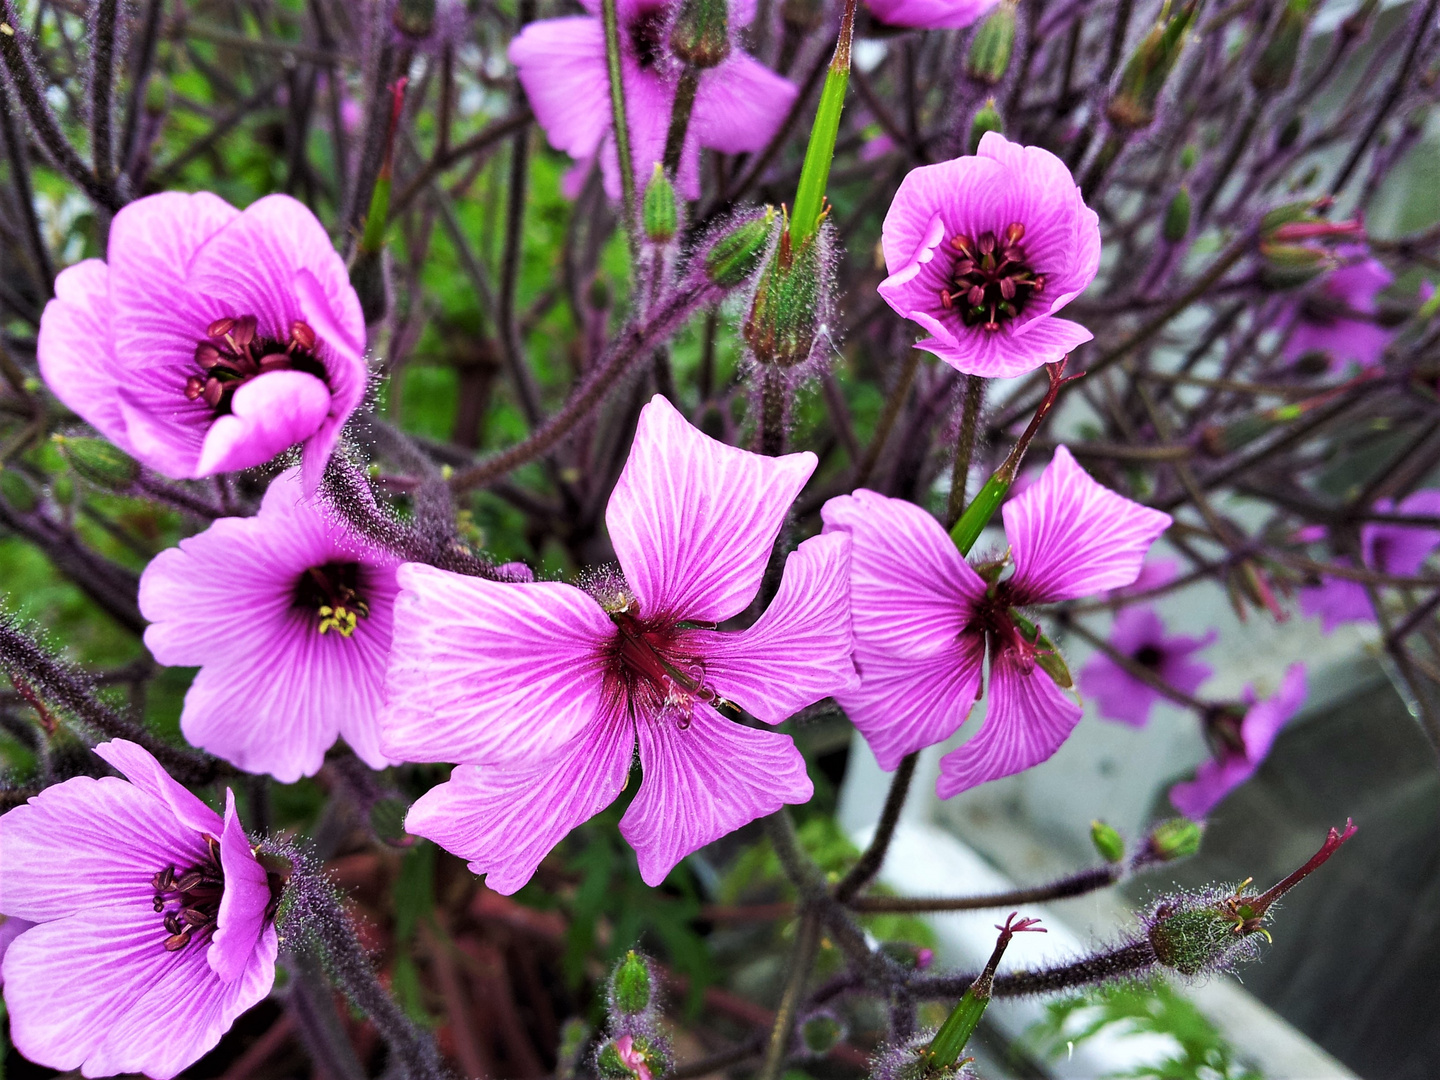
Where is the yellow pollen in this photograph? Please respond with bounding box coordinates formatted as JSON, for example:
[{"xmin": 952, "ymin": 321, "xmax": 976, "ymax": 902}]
[{"xmin": 318, "ymin": 605, "xmax": 360, "ymax": 637}]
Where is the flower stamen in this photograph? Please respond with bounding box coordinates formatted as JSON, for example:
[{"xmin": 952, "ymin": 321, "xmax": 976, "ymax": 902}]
[
  {"xmin": 296, "ymin": 563, "xmax": 369, "ymax": 638},
  {"xmin": 185, "ymin": 314, "xmax": 327, "ymax": 415},
  {"xmin": 944, "ymin": 223, "xmax": 1045, "ymax": 332},
  {"xmin": 150, "ymin": 833, "xmax": 224, "ymax": 953}
]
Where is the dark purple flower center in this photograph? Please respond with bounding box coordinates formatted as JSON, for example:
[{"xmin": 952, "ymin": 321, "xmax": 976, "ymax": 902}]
[
  {"xmin": 607, "ymin": 609, "xmax": 719, "ymax": 729},
  {"xmin": 151, "ymin": 834, "xmax": 223, "ymax": 953},
  {"xmin": 940, "ymin": 223, "xmax": 1045, "ymax": 332},
  {"xmin": 1133, "ymin": 644, "xmax": 1164, "ymax": 669},
  {"xmin": 186, "ymin": 314, "xmax": 328, "ymax": 416},
  {"xmin": 1203, "ymin": 705, "xmax": 1249, "ymax": 759},
  {"xmin": 294, "ymin": 561, "xmax": 369, "ymax": 637},
  {"xmin": 967, "ymin": 584, "xmax": 1051, "ymax": 674},
  {"xmin": 629, "ymin": 8, "xmax": 669, "ymax": 69}
]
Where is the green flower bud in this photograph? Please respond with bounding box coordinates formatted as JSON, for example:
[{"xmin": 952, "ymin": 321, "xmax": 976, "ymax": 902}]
[
  {"xmin": 704, "ymin": 208, "xmax": 776, "ymax": 288},
  {"xmin": 1148, "ymin": 902, "xmax": 1238, "ymax": 976},
  {"xmin": 1180, "ymin": 144, "xmax": 1198, "ymax": 169},
  {"xmin": 52, "ymin": 434, "xmax": 139, "ymax": 491},
  {"xmin": 1147, "ymin": 818, "xmax": 1204, "ymax": 861},
  {"xmin": 1259, "ymin": 241, "xmax": 1333, "ymax": 289},
  {"xmin": 1251, "ymin": 0, "xmax": 1314, "ymax": 95},
  {"xmin": 392, "ymin": 0, "xmax": 437, "ymax": 38},
  {"xmin": 1106, "ymin": 0, "xmax": 1198, "ymax": 130},
  {"xmin": 965, "ymin": 0, "xmax": 1016, "ymax": 86},
  {"xmin": 671, "ymin": 0, "xmax": 731, "ymax": 69},
  {"xmin": 557, "ymin": 1019, "xmax": 591, "ymax": 1080},
  {"xmin": 968, "ymin": 98, "xmax": 1003, "ymax": 155},
  {"xmin": 611, "ymin": 950, "xmax": 653, "ymax": 1015},
  {"xmin": 799, "ymin": 1013, "xmax": 844, "ymax": 1056},
  {"xmin": 1091, "ymin": 820, "xmax": 1126, "ymax": 864},
  {"xmin": 0, "ymin": 468, "xmax": 38, "ymax": 513},
  {"xmin": 1163, "ymin": 185, "xmax": 1191, "ymax": 242},
  {"xmin": 743, "ymin": 223, "xmax": 827, "ymax": 368},
  {"xmin": 642, "ymin": 164, "xmax": 678, "ymax": 245}
]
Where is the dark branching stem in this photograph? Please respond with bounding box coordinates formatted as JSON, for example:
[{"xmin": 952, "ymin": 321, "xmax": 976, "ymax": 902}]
[
  {"xmin": 758, "ymin": 907, "xmax": 822, "ymax": 1080},
  {"xmin": 854, "ymin": 351, "xmax": 923, "ymax": 488},
  {"xmin": 913, "ymin": 940, "xmax": 1159, "ymax": 999},
  {"xmin": 848, "ymin": 866, "xmax": 1121, "ymax": 913},
  {"xmin": 500, "ymin": 123, "xmax": 543, "ymax": 429},
  {"xmin": 0, "ymin": 76, "xmax": 54, "ymax": 293},
  {"xmin": 118, "ymin": 0, "xmax": 165, "ymax": 175},
  {"xmin": 663, "ymin": 67, "xmax": 701, "ymax": 178},
  {"xmin": 834, "ymin": 752, "xmax": 918, "ymax": 902},
  {"xmin": 759, "ymin": 366, "xmax": 788, "ymax": 456},
  {"xmin": 946, "ymin": 375, "xmax": 986, "ymax": 527},
  {"xmin": 90, "ymin": 0, "xmax": 119, "ymax": 187}
]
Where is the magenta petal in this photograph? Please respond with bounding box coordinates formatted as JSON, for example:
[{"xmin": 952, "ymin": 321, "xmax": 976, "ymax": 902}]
[
  {"xmin": 607, "ymin": 395, "xmax": 816, "ymax": 623},
  {"xmin": 37, "ymin": 260, "xmax": 127, "ymax": 445},
  {"xmin": 93, "ymin": 738, "xmax": 224, "ymax": 836},
  {"xmin": 210, "ymin": 790, "xmax": 269, "ymax": 983},
  {"xmin": 0, "ymin": 916, "xmax": 33, "ymax": 983},
  {"xmin": 838, "ymin": 636, "xmax": 986, "ymax": 771},
  {"xmin": 381, "ymin": 564, "xmax": 613, "ymax": 765},
  {"xmin": 295, "ymin": 266, "xmax": 370, "ymax": 492},
  {"xmin": 695, "ymin": 533, "xmax": 857, "ymax": 723},
  {"xmin": 406, "ymin": 716, "xmax": 635, "ymax": 894},
  {"xmin": 194, "ymin": 369, "xmax": 332, "ymax": 477},
  {"xmin": 1005, "ymin": 446, "xmax": 1171, "ymax": 603},
  {"xmin": 936, "ymin": 652, "xmax": 1083, "ymax": 798},
  {"xmin": 692, "ymin": 54, "xmax": 797, "ymax": 155},
  {"xmin": 510, "ymin": 17, "xmax": 610, "ymax": 162},
  {"xmin": 1297, "ymin": 575, "xmax": 1371, "ymax": 632},
  {"xmin": 916, "ymin": 314, "xmax": 1094, "ymax": 378},
  {"xmin": 1364, "ymin": 489, "xmax": 1440, "ymax": 576},
  {"xmin": 621, "ymin": 707, "xmax": 812, "ymax": 886},
  {"xmin": 868, "ymin": 0, "xmax": 998, "ymax": 27},
  {"xmin": 1169, "ymin": 756, "xmax": 1255, "ymax": 819},
  {"xmin": 1241, "ymin": 663, "xmax": 1306, "ymax": 763},
  {"xmin": 821, "ymin": 489, "xmax": 986, "ymax": 657},
  {"xmin": 1077, "ymin": 654, "xmax": 1161, "ymax": 728}
]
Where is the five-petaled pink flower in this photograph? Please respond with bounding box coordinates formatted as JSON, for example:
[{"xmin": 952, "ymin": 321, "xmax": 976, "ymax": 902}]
[
  {"xmin": 0, "ymin": 740, "xmax": 277, "ymax": 1079},
  {"xmin": 380, "ymin": 395, "xmax": 856, "ymax": 889},
  {"xmin": 877, "ymin": 132, "xmax": 1101, "ymax": 377},
  {"xmin": 866, "ymin": 0, "xmax": 998, "ymax": 29},
  {"xmin": 38, "ymin": 191, "xmax": 368, "ymax": 492},
  {"xmin": 509, "ymin": 0, "xmax": 797, "ymax": 202},
  {"xmin": 1282, "ymin": 245, "xmax": 1394, "ymax": 371},
  {"xmin": 1079, "ymin": 606, "xmax": 1215, "ymax": 728},
  {"xmin": 822, "ymin": 447, "xmax": 1170, "ymax": 796},
  {"xmin": 138, "ymin": 469, "xmax": 401, "ymax": 782},
  {"xmin": 1170, "ymin": 663, "xmax": 1307, "ymax": 818},
  {"xmin": 1299, "ymin": 490, "xmax": 1440, "ymax": 632}
]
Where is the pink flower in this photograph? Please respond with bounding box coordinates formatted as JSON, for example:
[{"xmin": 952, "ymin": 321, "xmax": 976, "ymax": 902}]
[
  {"xmin": 822, "ymin": 446, "xmax": 1170, "ymax": 794},
  {"xmin": 867, "ymin": 0, "xmax": 998, "ymax": 29},
  {"xmin": 38, "ymin": 192, "xmax": 368, "ymax": 492},
  {"xmin": 877, "ymin": 132, "xmax": 1101, "ymax": 378},
  {"xmin": 1078, "ymin": 606, "xmax": 1215, "ymax": 728},
  {"xmin": 1170, "ymin": 664, "xmax": 1307, "ymax": 818},
  {"xmin": 138, "ymin": 469, "xmax": 401, "ymax": 781},
  {"xmin": 615, "ymin": 1034, "xmax": 654, "ymax": 1080},
  {"xmin": 380, "ymin": 395, "xmax": 856, "ymax": 889},
  {"xmin": 509, "ymin": 0, "xmax": 797, "ymax": 201},
  {"xmin": 1282, "ymin": 246, "xmax": 1394, "ymax": 371},
  {"xmin": 0, "ymin": 740, "xmax": 277, "ymax": 1078},
  {"xmin": 1299, "ymin": 490, "xmax": 1440, "ymax": 633}
]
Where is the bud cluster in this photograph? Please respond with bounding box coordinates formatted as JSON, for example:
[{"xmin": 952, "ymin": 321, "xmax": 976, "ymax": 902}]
[{"xmin": 596, "ymin": 951, "xmax": 672, "ymax": 1080}]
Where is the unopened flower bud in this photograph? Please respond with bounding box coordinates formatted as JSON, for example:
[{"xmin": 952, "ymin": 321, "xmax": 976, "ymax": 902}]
[
  {"xmin": 0, "ymin": 467, "xmax": 38, "ymax": 513},
  {"xmin": 704, "ymin": 208, "xmax": 776, "ymax": 288},
  {"xmin": 368, "ymin": 798, "xmax": 414, "ymax": 845},
  {"xmin": 558, "ymin": 1019, "xmax": 591, "ymax": 1080},
  {"xmin": 968, "ymin": 98, "xmax": 1003, "ymax": 155},
  {"xmin": 1091, "ymin": 820, "xmax": 1126, "ymax": 864},
  {"xmin": 1163, "ymin": 185, "xmax": 1191, "ymax": 242},
  {"xmin": 1259, "ymin": 241, "xmax": 1333, "ymax": 289},
  {"xmin": 798, "ymin": 1012, "xmax": 845, "ymax": 1056},
  {"xmin": 743, "ymin": 223, "xmax": 828, "ymax": 368},
  {"xmin": 1106, "ymin": 0, "xmax": 1197, "ymax": 130},
  {"xmin": 393, "ymin": 0, "xmax": 437, "ymax": 38},
  {"xmin": 643, "ymin": 165, "xmax": 678, "ymax": 245},
  {"xmin": 52, "ymin": 434, "xmax": 139, "ymax": 491},
  {"xmin": 671, "ymin": 0, "xmax": 731, "ymax": 68},
  {"xmin": 1147, "ymin": 818, "xmax": 1204, "ymax": 862},
  {"xmin": 1180, "ymin": 144, "xmax": 1197, "ymax": 169},
  {"xmin": 1251, "ymin": 0, "xmax": 1314, "ymax": 95},
  {"xmin": 966, "ymin": 0, "xmax": 1016, "ymax": 85},
  {"xmin": 610, "ymin": 950, "xmax": 654, "ymax": 1016}
]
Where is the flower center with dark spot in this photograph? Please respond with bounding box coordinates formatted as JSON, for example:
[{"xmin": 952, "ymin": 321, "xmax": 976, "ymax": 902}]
[
  {"xmin": 608, "ymin": 608, "xmax": 719, "ymax": 729},
  {"xmin": 940, "ymin": 223, "xmax": 1045, "ymax": 332},
  {"xmin": 186, "ymin": 314, "xmax": 328, "ymax": 416},
  {"xmin": 294, "ymin": 561, "xmax": 368, "ymax": 637},
  {"xmin": 151, "ymin": 834, "xmax": 223, "ymax": 953},
  {"xmin": 1133, "ymin": 644, "xmax": 1164, "ymax": 669},
  {"xmin": 629, "ymin": 8, "xmax": 668, "ymax": 69}
]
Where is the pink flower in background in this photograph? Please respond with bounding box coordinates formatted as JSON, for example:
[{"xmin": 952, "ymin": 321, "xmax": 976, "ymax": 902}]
[
  {"xmin": 1078, "ymin": 607, "xmax": 1215, "ymax": 728},
  {"xmin": 381, "ymin": 395, "xmax": 855, "ymax": 890},
  {"xmin": 0, "ymin": 740, "xmax": 277, "ymax": 1079},
  {"xmin": 867, "ymin": 0, "xmax": 998, "ymax": 30},
  {"xmin": 509, "ymin": 0, "xmax": 797, "ymax": 201},
  {"xmin": 1282, "ymin": 246, "xmax": 1394, "ymax": 370},
  {"xmin": 822, "ymin": 446, "xmax": 1170, "ymax": 795},
  {"xmin": 1170, "ymin": 663, "xmax": 1307, "ymax": 818},
  {"xmin": 1106, "ymin": 556, "xmax": 1179, "ymax": 599},
  {"xmin": 877, "ymin": 132, "xmax": 1101, "ymax": 378},
  {"xmin": 38, "ymin": 191, "xmax": 368, "ymax": 492},
  {"xmin": 138, "ymin": 470, "xmax": 401, "ymax": 782},
  {"xmin": 1299, "ymin": 490, "xmax": 1440, "ymax": 633}
]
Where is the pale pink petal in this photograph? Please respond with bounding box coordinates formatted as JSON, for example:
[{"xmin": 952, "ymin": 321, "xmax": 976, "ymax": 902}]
[
  {"xmin": 1004, "ymin": 446, "xmax": 1171, "ymax": 603},
  {"xmin": 838, "ymin": 637, "xmax": 986, "ymax": 771},
  {"xmin": 0, "ymin": 916, "xmax": 33, "ymax": 983},
  {"xmin": 936, "ymin": 651, "xmax": 1083, "ymax": 798},
  {"xmin": 692, "ymin": 54, "xmax": 798, "ymax": 155},
  {"xmin": 607, "ymin": 395, "xmax": 815, "ymax": 624},
  {"xmin": 295, "ymin": 267, "xmax": 371, "ymax": 493},
  {"xmin": 209, "ymin": 790, "xmax": 270, "ymax": 983},
  {"xmin": 622, "ymin": 706, "xmax": 812, "ymax": 885},
  {"xmin": 381, "ymin": 564, "xmax": 613, "ymax": 765},
  {"xmin": 194, "ymin": 369, "xmax": 332, "ymax": 477},
  {"xmin": 916, "ymin": 315, "xmax": 1093, "ymax": 378},
  {"xmin": 37, "ymin": 260, "xmax": 127, "ymax": 445},
  {"xmin": 867, "ymin": 0, "xmax": 998, "ymax": 29},
  {"xmin": 510, "ymin": 17, "xmax": 611, "ymax": 162},
  {"xmin": 821, "ymin": 489, "xmax": 986, "ymax": 657},
  {"xmin": 93, "ymin": 738, "xmax": 224, "ymax": 836},
  {"xmin": 405, "ymin": 715, "xmax": 635, "ymax": 894},
  {"xmin": 694, "ymin": 533, "xmax": 857, "ymax": 722}
]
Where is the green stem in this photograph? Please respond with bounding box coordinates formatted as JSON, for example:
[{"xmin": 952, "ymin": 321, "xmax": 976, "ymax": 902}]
[
  {"xmin": 601, "ymin": 0, "xmax": 639, "ymax": 258},
  {"xmin": 758, "ymin": 908, "xmax": 822, "ymax": 1080},
  {"xmin": 789, "ymin": 0, "xmax": 857, "ymax": 246}
]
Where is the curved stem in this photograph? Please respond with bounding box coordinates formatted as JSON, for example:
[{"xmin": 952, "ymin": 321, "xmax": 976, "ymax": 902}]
[
  {"xmin": 848, "ymin": 866, "xmax": 1122, "ymax": 913},
  {"xmin": 834, "ymin": 752, "xmax": 918, "ymax": 902}
]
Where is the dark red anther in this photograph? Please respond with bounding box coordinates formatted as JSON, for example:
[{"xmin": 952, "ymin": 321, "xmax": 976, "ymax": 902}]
[
  {"xmin": 290, "ymin": 320, "xmax": 316, "ymax": 351},
  {"xmin": 202, "ymin": 378, "xmax": 223, "ymax": 408},
  {"xmin": 1004, "ymin": 222, "xmax": 1026, "ymax": 245},
  {"xmin": 185, "ymin": 376, "xmax": 205, "ymax": 401},
  {"xmin": 194, "ymin": 342, "xmax": 221, "ymax": 368},
  {"xmin": 258, "ymin": 353, "xmax": 290, "ymax": 373},
  {"xmin": 206, "ymin": 316, "xmax": 236, "ymax": 339},
  {"xmin": 164, "ymin": 930, "xmax": 192, "ymax": 952},
  {"xmin": 230, "ymin": 315, "xmax": 257, "ymax": 348}
]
